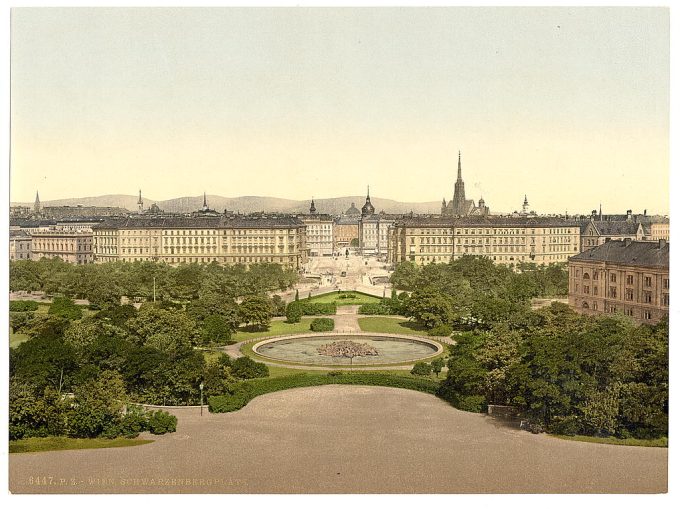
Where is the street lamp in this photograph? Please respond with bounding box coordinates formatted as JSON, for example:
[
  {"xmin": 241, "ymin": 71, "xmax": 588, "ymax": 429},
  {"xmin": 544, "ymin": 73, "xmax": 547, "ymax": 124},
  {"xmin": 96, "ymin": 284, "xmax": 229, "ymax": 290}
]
[{"xmin": 199, "ymin": 382, "xmax": 204, "ymax": 416}]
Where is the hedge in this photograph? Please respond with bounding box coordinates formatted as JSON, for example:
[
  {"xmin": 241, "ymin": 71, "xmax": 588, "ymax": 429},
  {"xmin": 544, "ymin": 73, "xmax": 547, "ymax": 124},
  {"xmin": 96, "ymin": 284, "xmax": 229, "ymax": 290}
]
[
  {"xmin": 9, "ymin": 300, "xmax": 40, "ymax": 312},
  {"xmin": 310, "ymin": 318, "xmax": 334, "ymax": 332},
  {"xmin": 208, "ymin": 372, "xmax": 440, "ymax": 413},
  {"xmin": 358, "ymin": 302, "xmax": 399, "ymax": 315}
]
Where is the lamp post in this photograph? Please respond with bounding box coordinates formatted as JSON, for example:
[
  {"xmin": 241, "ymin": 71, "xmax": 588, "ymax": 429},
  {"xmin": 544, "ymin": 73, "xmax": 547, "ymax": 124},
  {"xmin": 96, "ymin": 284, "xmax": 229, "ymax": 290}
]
[{"xmin": 199, "ymin": 382, "xmax": 204, "ymax": 416}]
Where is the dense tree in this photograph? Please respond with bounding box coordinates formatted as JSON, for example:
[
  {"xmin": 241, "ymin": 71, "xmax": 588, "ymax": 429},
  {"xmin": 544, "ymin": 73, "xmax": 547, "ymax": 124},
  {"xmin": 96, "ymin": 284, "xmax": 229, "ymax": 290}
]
[
  {"xmin": 126, "ymin": 304, "xmax": 198, "ymax": 353},
  {"xmin": 230, "ymin": 356, "xmax": 269, "ymax": 379},
  {"xmin": 404, "ymin": 287, "xmax": 456, "ymax": 329},
  {"xmin": 238, "ymin": 295, "xmax": 273, "ymax": 329},
  {"xmin": 48, "ymin": 296, "xmax": 83, "ymax": 320},
  {"xmin": 200, "ymin": 314, "xmax": 233, "ymax": 345}
]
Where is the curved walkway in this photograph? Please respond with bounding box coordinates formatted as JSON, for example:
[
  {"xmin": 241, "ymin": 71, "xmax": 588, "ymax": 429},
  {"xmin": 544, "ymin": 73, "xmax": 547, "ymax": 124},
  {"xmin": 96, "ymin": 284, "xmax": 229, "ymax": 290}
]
[{"xmin": 9, "ymin": 385, "xmax": 667, "ymax": 494}]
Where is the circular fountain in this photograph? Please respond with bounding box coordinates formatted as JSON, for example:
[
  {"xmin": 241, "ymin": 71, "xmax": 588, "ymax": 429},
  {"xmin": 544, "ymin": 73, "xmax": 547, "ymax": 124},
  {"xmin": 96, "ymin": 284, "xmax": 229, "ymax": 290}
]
[{"xmin": 251, "ymin": 333, "xmax": 443, "ymax": 366}]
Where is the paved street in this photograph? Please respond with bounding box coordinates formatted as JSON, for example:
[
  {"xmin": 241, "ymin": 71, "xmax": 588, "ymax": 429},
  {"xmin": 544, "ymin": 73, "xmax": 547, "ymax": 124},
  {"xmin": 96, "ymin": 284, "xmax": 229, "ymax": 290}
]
[
  {"xmin": 275, "ymin": 253, "xmax": 394, "ymax": 303},
  {"xmin": 9, "ymin": 386, "xmax": 667, "ymax": 494}
]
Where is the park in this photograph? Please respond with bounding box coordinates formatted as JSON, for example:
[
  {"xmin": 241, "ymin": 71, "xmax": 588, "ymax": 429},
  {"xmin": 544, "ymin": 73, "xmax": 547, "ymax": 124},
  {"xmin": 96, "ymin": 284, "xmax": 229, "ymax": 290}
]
[{"xmin": 8, "ymin": 254, "xmax": 669, "ymax": 493}]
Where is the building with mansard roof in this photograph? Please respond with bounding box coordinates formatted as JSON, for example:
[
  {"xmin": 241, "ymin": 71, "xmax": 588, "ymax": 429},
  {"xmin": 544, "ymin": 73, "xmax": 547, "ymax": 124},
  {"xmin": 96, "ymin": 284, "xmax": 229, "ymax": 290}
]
[{"xmin": 568, "ymin": 239, "xmax": 669, "ymax": 324}]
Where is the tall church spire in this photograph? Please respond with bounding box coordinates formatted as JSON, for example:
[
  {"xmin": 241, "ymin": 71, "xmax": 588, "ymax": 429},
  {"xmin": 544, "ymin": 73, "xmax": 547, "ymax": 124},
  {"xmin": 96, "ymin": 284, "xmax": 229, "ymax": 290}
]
[
  {"xmin": 452, "ymin": 151, "xmax": 466, "ymax": 215},
  {"xmin": 203, "ymin": 192, "xmax": 208, "ymax": 210},
  {"xmin": 457, "ymin": 151, "xmax": 462, "ymax": 181},
  {"xmin": 137, "ymin": 190, "xmax": 144, "ymax": 214},
  {"xmin": 34, "ymin": 191, "xmax": 41, "ymax": 215}
]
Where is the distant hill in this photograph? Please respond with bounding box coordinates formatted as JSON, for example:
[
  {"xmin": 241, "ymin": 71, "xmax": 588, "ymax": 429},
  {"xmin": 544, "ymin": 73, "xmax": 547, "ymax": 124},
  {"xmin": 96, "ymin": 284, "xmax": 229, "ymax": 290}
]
[
  {"xmin": 12, "ymin": 194, "xmax": 443, "ymax": 215},
  {"xmin": 11, "ymin": 194, "xmax": 155, "ymax": 211}
]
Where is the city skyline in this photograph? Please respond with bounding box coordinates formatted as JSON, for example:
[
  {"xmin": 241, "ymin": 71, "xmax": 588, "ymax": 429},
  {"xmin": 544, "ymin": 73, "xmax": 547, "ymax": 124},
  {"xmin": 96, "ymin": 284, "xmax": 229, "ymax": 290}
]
[{"xmin": 10, "ymin": 7, "xmax": 670, "ymax": 214}]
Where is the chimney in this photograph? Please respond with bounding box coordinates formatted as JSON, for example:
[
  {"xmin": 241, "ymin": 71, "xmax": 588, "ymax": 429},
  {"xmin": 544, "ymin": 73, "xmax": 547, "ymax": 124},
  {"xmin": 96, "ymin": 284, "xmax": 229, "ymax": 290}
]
[
  {"xmin": 624, "ymin": 238, "xmax": 632, "ymax": 247},
  {"xmin": 626, "ymin": 209, "xmax": 632, "ymax": 221},
  {"xmin": 659, "ymin": 239, "xmax": 667, "ymax": 249}
]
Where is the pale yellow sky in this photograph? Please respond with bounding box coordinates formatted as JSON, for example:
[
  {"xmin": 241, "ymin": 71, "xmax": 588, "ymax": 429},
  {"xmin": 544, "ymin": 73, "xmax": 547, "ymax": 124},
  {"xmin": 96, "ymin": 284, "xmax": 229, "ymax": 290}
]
[{"xmin": 10, "ymin": 7, "xmax": 669, "ymax": 214}]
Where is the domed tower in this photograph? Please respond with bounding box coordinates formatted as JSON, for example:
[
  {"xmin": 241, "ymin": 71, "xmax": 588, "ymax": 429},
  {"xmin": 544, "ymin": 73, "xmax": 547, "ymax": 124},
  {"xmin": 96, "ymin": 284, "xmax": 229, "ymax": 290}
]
[
  {"xmin": 361, "ymin": 186, "xmax": 375, "ymax": 217},
  {"xmin": 522, "ymin": 195, "xmax": 529, "ymax": 215},
  {"xmin": 309, "ymin": 197, "xmax": 316, "ymax": 214}
]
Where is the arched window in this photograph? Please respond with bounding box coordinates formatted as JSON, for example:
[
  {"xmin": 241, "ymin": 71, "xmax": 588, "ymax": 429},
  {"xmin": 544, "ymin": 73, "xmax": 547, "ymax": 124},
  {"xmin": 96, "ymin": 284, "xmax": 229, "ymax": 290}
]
[
  {"xmin": 583, "ymin": 273, "xmax": 590, "ymax": 280},
  {"xmin": 582, "ymin": 302, "xmax": 590, "ymax": 309}
]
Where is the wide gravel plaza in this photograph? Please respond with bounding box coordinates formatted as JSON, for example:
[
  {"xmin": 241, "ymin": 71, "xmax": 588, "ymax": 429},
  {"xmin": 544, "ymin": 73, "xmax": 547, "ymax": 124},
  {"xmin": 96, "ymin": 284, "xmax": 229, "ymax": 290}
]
[{"xmin": 10, "ymin": 386, "xmax": 667, "ymax": 494}]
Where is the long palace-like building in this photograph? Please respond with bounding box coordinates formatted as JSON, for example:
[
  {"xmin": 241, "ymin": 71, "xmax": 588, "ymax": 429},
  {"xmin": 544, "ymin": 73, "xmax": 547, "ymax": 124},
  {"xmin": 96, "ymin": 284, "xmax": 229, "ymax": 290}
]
[
  {"xmin": 92, "ymin": 215, "xmax": 307, "ymax": 269},
  {"xmin": 388, "ymin": 215, "xmax": 580, "ymax": 266}
]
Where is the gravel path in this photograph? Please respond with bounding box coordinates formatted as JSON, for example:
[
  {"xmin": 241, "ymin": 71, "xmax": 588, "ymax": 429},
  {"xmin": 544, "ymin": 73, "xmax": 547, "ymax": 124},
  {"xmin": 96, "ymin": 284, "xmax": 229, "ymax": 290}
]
[{"xmin": 9, "ymin": 386, "xmax": 667, "ymax": 494}]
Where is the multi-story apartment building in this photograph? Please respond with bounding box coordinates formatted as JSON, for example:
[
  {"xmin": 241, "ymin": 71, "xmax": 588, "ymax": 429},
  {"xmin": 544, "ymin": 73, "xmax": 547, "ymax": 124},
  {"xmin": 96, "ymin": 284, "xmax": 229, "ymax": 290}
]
[
  {"xmin": 300, "ymin": 200, "xmax": 334, "ymax": 256},
  {"xmin": 31, "ymin": 230, "xmax": 94, "ymax": 264},
  {"xmin": 360, "ymin": 214, "xmax": 397, "ymax": 257},
  {"xmin": 334, "ymin": 217, "xmax": 360, "ymax": 251},
  {"xmin": 9, "ymin": 231, "xmax": 32, "ymax": 261},
  {"xmin": 388, "ymin": 216, "xmax": 580, "ymax": 266},
  {"xmin": 568, "ymin": 239, "xmax": 669, "ymax": 324},
  {"xmin": 92, "ymin": 215, "xmax": 307, "ymax": 269},
  {"xmin": 648, "ymin": 219, "xmax": 670, "ymax": 241}
]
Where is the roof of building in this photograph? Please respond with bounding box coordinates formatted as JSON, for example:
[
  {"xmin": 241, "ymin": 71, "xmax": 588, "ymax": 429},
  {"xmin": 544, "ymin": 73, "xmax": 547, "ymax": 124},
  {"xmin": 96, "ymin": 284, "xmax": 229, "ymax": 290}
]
[
  {"xmin": 570, "ymin": 240, "xmax": 669, "ymax": 268},
  {"xmin": 92, "ymin": 215, "xmax": 305, "ymax": 230},
  {"xmin": 335, "ymin": 216, "xmax": 360, "ymax": 225},
  {"xmin": 394, "ymin": 215, "xmax": 580, "ymax": 228},
  {"xmin": 590, "ymin": 220, "xmax": 642, "ymax": 236},
  {"xmin": 299, "ymin": 213, "xmax": 334, "ymax": 222}
]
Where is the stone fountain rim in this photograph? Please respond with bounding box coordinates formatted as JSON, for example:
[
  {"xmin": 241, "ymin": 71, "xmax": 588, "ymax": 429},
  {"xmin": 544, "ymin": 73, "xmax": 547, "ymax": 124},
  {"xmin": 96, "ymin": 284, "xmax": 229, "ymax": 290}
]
[{"xmin": 251, "ymin": 332, "xmax": 444, "ymax": 366}]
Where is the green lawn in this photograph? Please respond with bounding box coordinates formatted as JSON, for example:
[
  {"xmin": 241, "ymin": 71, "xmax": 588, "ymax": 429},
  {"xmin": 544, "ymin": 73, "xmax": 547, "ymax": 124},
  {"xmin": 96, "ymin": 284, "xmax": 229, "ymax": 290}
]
[
  {"xmin": 232, "ymin": 318, "xmax": 315, "ymax": 342},
  {"xmin": 551, "ymin": 434, "xmax": 668, "ymax": 448},
  {"xmin": 9, "ymin": 331, "xmax": 30, "ymax": 349},
  {"xmin": 358, "ymin": 316, "xmax": 431, "ymax": 336},
  {"xmin": 9, "ymin": 436, "xmax": 154, "ymax": 454},
  {"xmin": 304, "ymin": 291, "xmax": 382, "ymax": 306}
]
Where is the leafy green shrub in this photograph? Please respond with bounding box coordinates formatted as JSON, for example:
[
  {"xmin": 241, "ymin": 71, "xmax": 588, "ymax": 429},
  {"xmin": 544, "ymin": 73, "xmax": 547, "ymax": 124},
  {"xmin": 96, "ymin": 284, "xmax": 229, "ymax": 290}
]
[
  {"xmin": 428, "ymin": 324, "xmax": 453, "ymax": 337},
  {"xmin": 286, "ymin": 301, "xmax": 303, "ymax": 323},
  {"xmin": 290, "ymin": 301, "xmax": 337, "ymax": 316},
  {"xmin": 358, "ymin": 303, "xmax": 393, "ymax": 315},
  {"xmin": 117, "ymin": 406, "xmax": 150, "ymax": 438},
  {"xmin": 209, "ymin": 373, "xmax": 440, "ymax": 413},
  {"xmin": 231, "ymin": 356, "xmax": 269, "ymax": 379},
  {"xmin": 548, "ymin": 415, "xmax": 583, "ymax": 436},
  {"xmin": 48, "ymin": 297, "xmax": 83, "ymax": 321},
  {"xmin": 338, "ymin": 293, "xmax": 357, "ymax": 300},
  {"xmin": 310, "ymin": 318, "xmax": 334, "ymax": 332},
  {"xmin": 147, "ymin": 410, "xmax": 177, "ymax": 435},
  {"xmin": 456, "ymin": 395, "xmax": 487, "ymax": 413},
  {"xmin": 9, "ymin": 300, "xmax": 39, "ymax": 312},
  {"xmin": 411, "ymin": 362, "xmax": 432, "ymax": 376}
]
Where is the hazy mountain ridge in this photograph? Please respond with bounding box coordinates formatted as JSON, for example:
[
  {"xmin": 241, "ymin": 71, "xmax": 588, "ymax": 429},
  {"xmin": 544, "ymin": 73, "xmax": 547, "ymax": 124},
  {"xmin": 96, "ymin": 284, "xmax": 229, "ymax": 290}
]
[{"xmin": 13, "ymin": 194, "xmax": 443, "ymax": 215}]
